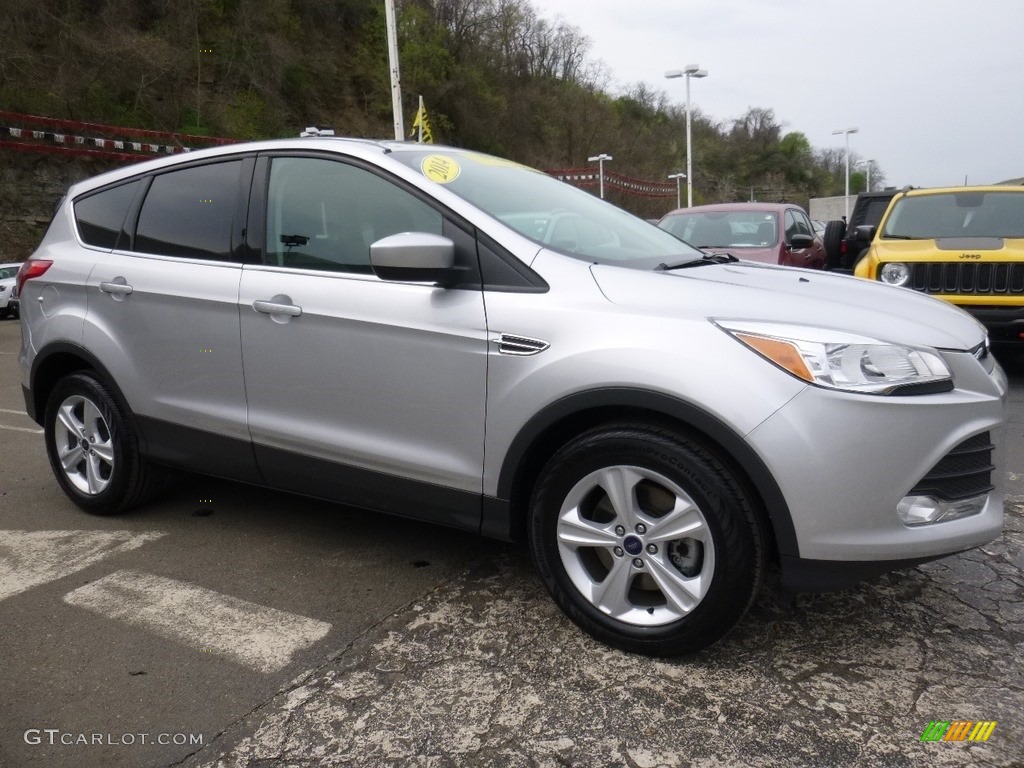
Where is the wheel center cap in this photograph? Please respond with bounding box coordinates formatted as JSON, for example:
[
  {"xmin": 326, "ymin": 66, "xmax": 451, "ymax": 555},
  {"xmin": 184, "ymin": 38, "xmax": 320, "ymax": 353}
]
[
  {"xmin": 80, "ymin": 438, "xmax": 89, "ymax": 451},
  {"xmin": 623, "ymin": 535, "xmax": 643, "ymax": 556}
]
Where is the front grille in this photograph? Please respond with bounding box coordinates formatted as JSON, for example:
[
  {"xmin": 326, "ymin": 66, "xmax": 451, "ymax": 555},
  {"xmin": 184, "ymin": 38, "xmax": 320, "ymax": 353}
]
[
  {"xmin": 907, "ymin": 262, "xmax": 1024, "ymax": 296},
  {"xmin": 908, "ymin": 432, "xmax": 995, "ymax": 501}
]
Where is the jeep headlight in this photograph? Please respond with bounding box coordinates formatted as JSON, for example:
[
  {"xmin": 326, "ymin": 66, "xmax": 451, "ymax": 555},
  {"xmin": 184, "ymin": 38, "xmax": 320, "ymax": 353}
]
[
  {"xmin": 879, "ymin": 262, "xmax": 911, "ymax": 287},
  {"xmin": 715, "ymin": 321, "xmax": 952, "ymax": 395}
]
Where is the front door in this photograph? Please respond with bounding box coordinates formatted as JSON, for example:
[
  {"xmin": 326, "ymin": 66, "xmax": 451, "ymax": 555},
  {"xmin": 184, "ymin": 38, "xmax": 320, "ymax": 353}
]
[{"xmin": 238, "ymin": 155, "xmax": 488, "ymax": 530}]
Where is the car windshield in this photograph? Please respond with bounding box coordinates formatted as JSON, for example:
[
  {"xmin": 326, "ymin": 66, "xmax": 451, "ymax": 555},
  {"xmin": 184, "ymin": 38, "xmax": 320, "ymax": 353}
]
[
  {"xmin": 658, "ymin": 211, "xmax": 777, "ymax": 248},
  {"xmin": 882, "ymin": 191, "xmax": 1024, "ymax": 239},
  {"xmin": 391, "ymin": 149, "xmax": 703, "ymax": 267}
]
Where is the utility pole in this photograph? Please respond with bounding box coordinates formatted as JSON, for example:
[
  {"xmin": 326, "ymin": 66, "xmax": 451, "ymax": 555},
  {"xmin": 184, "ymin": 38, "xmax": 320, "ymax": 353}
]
[{"xmin": 384, "ymin": 0, "xmax": 404, "ymax": 140}]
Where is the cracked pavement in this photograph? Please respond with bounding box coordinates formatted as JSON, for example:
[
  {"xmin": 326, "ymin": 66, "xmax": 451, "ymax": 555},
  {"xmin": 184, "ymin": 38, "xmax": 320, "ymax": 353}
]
[{"xmin": 183, "ymin": 498, "xmax": 1024, "ymax": 768}]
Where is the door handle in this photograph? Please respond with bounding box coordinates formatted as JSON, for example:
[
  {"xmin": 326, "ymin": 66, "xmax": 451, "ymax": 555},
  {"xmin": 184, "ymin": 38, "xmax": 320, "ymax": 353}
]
[
  {"xmin": 253, "ymin": 299, "xmax": 302, "ymax": 317},
  {"xmin": 99, "ymin": 281, "xmax": 133, "ymax": 296}
]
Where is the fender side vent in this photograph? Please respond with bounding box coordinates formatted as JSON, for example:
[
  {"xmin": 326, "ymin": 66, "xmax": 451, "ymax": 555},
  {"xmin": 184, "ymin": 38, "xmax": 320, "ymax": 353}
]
[{"xmin": 497, "ymin": 334, "xmax": 550, "ymax": 356}]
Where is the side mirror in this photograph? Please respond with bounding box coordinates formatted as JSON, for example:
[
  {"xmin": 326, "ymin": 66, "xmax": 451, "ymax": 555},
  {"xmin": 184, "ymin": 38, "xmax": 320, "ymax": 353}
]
[
  {"xmin": 789, "ymin": 233, "xmax": 814, "ymax": 250},
  {"xmin": 853, "ymin": 225, "xmax": 876, "ymax": 242},
  {"xmin": 370, "ymin": 232, "xmax": 456, "ymax": 284}
]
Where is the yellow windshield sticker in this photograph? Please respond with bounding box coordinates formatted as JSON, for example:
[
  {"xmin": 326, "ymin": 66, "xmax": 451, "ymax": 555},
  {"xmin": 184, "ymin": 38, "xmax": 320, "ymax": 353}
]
[{"xmin": 421, "ymin": 155, "xmax": 461, "ymax": 184}]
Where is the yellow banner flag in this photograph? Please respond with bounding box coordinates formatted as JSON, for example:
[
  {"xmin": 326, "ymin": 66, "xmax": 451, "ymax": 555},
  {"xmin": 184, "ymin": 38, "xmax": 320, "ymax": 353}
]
[{"xmin": 410, "ymin": 97, "xmax": 433, "ymax": 144}]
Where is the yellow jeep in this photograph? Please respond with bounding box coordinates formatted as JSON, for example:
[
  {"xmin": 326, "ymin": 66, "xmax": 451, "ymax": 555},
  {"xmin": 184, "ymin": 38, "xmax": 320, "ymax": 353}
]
[{"xmin": 854, "ymin": 186, "xmax": 1024, "ymax": 344}]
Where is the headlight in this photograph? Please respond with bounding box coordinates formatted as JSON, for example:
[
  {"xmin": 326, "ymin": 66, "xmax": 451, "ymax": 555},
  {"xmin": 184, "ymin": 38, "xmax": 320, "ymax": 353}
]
[
  {"xmin": 879, "ymin": 262, "xmax": 911, "ymax": 286},
  {"xmin": 715, "ymin": 321, "xmax": 952, "ymax": 395}
]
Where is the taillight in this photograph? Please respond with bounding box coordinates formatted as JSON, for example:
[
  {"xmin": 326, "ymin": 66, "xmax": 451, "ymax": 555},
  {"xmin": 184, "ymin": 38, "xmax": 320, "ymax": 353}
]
[
  {"xmin": 16, "ymin": 259, "xmax": 53, "ymax": 297},
  {"xmin": 839, "ymin": 241, "xmax": 847, "ymax": 255}
]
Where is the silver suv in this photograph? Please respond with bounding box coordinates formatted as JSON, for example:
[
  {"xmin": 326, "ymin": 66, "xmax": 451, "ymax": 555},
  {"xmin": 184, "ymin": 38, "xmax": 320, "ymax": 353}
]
[{"xmin": 18, "ymin": 139, "xmax": 1007, "ymax": 656}]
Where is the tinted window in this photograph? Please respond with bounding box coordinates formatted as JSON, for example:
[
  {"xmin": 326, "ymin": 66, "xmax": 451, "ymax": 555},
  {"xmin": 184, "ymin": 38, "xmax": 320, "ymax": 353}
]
[
  {"xmin": 135, "ymin": 161, "xmax": 241, "ymax": 259},
  {"xmin": 74, "ymin": 181, "xmax": 141, "ymax": 249},
  {"xmin": 265, "ymin": 157, "xmax": 442, "ymax": 273}
]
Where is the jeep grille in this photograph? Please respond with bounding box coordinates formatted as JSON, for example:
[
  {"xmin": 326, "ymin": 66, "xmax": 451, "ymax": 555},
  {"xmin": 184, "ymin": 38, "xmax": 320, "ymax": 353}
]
[{"xmin": 908, "ymin": 262, "xmax": 1024, "ymax": 296}]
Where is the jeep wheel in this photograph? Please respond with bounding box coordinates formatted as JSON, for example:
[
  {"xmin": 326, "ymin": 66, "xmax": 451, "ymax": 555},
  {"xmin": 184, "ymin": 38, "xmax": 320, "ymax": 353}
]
[
  {"xmin": 822, "ymin": 220, "xmax": 846, "ymax": 270},
  {"xmin": 44, "ymin": 372, "xmax": 160, "ymax": 515},
  {"xmin": 529, "ymin": 423, "xmax": 765, "ymax": 656}
]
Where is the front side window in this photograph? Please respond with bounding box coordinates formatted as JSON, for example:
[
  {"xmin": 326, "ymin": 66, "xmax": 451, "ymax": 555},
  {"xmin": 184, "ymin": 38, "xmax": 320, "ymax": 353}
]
[
  {"xmin": 135, "ymin": 161, "xmax": 242, "ymax": 259},
  {"xmin": 792, "ymin": 211, "xmax": 814, "ymax": 238},
  {"xmin": 265, "ymin": 157, "xmax": 442, "ymax": 273},
  {"xmin": 784, "ymin": 210, "xmax": 799, "ymax": 243},
  {"xmin": 74, "ymin": 180, "xmax": 141, "ymax": 250}
]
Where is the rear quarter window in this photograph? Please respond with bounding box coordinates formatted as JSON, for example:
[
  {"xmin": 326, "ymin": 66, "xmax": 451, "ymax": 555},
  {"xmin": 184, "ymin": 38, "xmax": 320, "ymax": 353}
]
[{"xmin": 74, "ymin": 181, "xmax": 141, "ymax": 250}]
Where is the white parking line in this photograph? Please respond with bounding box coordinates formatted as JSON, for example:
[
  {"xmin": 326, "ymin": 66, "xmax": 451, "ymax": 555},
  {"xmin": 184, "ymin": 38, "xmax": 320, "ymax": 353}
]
[
  {"xmin": 63, "ymin": 571, "xmax": 332, "ymax": 673},
  {"xmin": 0, "ymin": 408, "xmax": 30, "ymax": 414},
  {"xmin": 0, "ymin": 530, "xmax": 165, "ymax": 601},
  {"xmin": 0, "ymin": 424, "xmax": 42, "ymax": 434}
]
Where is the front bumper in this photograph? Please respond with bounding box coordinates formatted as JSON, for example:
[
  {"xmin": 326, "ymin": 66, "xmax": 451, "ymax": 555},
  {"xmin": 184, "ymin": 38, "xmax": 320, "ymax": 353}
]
[
  {"xmin": 778, "ymin": 552, "xmax": 961, "ymax": 591},
  {"xmin": 747, "ymin": 348, "xmax": 1006, "ymax": 583}
]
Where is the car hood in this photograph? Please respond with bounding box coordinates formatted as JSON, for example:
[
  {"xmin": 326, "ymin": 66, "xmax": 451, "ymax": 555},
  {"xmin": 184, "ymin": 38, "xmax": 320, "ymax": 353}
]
[{"xmin": 590, "ymin": 261, "xmax": 986, "ymax": 351}]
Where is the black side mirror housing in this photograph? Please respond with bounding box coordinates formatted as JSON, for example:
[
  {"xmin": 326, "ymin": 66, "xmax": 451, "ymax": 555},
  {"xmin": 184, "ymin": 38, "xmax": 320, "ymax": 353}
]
[{"xmin": 789, "ymin": 233, "xmax": 814, "ymax": 250}]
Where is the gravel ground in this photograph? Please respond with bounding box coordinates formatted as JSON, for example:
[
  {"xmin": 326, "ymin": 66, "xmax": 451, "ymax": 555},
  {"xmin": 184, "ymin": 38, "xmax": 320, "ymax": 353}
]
[{"xmin": 181, "ymin": 499, "xmax": 1024, "ymax": 768}]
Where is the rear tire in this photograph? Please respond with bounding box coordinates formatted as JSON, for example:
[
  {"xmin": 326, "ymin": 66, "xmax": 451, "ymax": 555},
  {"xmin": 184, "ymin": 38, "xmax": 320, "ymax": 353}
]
[
  {"xmin": 822, "ymin": 220, "xmax": 845, "ymax": 270},
  {"xmin": 44, "ymin": 372, "xmax": 162, "ymax": 515},
  {"xmin": 529, "ymin": 423, "xmax": 765, "ymax": 656}
]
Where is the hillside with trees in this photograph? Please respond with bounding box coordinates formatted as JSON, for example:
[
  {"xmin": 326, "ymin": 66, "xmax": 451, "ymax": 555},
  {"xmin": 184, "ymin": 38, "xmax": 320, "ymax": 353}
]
[{"xmin": 0, "ymin": 0, "xmax": 881, "ymax": 218}]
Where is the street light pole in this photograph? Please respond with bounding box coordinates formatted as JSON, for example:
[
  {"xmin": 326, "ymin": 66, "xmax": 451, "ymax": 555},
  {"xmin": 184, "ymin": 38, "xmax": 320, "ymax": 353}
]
[
  {"xmin": 865, "ymin": 160, "xmax": 872, "ymax": 193},
  {"xmin": 588, "ymin": 153, "xmax": 613, "ymax": 199},
  {"xmin": 668, "ymin": 173, "xmax": 686, "ymax": 210},
  {"xmin": 666, "ymin": 65, "xmax": 708, "ymax": 207},
  {"xmin": 384, "ymin": 0, "xmax": 404, "ymax": 140},
  {"xmin": 832, "ymin": 127, "xmax": 858, "ymax": 219}
]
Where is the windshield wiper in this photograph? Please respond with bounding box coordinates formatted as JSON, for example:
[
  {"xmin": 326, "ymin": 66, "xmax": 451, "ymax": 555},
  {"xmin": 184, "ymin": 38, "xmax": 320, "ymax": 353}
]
[
  {"xmin": 655, "ymin": 252, "xmax": 738, "ymax": 271},
  {"xmin": 882, "ymin": 234, "xmax": 921, "ymax": 240}
]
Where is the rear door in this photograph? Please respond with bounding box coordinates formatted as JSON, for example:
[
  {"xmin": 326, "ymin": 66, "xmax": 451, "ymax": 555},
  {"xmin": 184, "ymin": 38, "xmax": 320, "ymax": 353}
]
[
  {"xmin": 238, "ymin": 153, "xmax": 488, "ymax": 530},
  {"xmin": 82, "ymin": 157, "xmax": 260, "ymax": 480}
]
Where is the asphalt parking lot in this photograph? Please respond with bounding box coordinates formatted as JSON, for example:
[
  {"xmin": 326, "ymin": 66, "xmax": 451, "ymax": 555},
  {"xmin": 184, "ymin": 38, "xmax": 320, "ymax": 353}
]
[{"xmin": 1, "ymin": 317, "xmax": 1022, "ymax": 768}]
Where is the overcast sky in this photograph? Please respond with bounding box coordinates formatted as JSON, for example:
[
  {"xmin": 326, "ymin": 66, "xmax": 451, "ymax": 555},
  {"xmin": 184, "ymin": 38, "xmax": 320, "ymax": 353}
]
[{"xmin": 538, "ymin": 0, "xmax": 1023, "ymax": 189}]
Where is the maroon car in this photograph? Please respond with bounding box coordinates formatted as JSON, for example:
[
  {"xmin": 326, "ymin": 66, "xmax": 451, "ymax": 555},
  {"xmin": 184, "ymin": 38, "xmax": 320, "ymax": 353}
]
[{"xmin": 657, "ymin": 202, "xmax": 828, "ymax": 269}]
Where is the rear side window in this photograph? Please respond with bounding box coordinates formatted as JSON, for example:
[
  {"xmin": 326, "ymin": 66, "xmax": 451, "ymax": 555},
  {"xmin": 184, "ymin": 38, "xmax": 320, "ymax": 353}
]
[
  {"xmin": 135, "ymin": 161, "xmax": 242, "ymax": 260},
  {"xmin": 74, "ymin": 181, "xmax": 141, "ymax": 249}
]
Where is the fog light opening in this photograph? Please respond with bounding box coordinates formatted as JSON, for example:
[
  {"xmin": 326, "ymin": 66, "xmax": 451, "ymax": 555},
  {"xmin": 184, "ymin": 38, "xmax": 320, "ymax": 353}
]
[{"xmin": 897, "ymin": 494, "xmax": 988, "ymax": 527}]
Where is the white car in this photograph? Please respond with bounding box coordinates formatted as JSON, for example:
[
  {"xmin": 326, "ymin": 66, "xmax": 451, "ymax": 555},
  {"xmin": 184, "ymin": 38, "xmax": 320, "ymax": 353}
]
[{"xmin": 0, "ymin": 263, "xmax": 22, "ymax": 319}]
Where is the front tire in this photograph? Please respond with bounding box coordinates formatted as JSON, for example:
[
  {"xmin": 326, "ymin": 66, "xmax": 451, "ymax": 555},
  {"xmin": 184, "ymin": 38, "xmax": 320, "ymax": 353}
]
[
  {"xmin": 44, "ymin": 372, "xmax": 160, "ymax": 515},
  {"xmin": 529, "ymin": 423, "xmax": 765, "ymax": 656}
]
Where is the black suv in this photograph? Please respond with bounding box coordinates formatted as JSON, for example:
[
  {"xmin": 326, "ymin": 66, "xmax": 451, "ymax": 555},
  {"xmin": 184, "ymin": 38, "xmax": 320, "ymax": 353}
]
[{"xmin": 822, "ymin": 189, "xmax": 903, "ymax": 271}]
